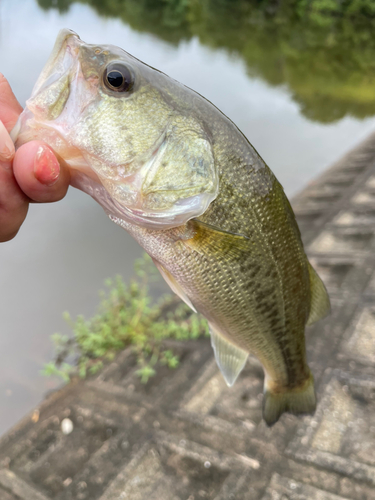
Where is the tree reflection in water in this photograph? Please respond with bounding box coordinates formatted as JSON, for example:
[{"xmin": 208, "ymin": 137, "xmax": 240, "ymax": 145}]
[{"xmin": 38, "ymin": 0, "xmax": 375, "ymax": 124}]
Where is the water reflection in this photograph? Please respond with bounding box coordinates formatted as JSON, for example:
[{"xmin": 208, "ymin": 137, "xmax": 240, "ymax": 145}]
[{"xmin": 38, "ymin": 0, "xmax": 375, "ymax": 124}]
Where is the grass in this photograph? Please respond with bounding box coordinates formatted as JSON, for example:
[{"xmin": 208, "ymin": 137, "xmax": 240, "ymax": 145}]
[{"xmin": 42, "ymin": 253, "xmax": 209, "ymax": 384}]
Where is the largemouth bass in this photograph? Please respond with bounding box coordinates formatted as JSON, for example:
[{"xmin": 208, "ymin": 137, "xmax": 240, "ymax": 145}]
[{"xmin": 12, "ymin": 29, "xmax": 330, "ymax": 426}]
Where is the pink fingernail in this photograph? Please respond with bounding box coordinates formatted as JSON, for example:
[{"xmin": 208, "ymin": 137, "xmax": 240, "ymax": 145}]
[
  {"xmin": 0, "ymin": 120, "xmax": 15, "ymax": 162},
  {"xmin": 34, "ymin": 146, "xmax": 60, "ymax": 186}
]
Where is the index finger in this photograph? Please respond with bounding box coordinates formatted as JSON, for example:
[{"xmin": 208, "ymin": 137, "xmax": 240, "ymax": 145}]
[{"xmin": 0, "ymin": 74, "xmax": 23, "ymax": 132}]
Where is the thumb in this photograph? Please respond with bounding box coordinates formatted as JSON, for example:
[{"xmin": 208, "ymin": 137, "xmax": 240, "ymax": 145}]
[{"xmin": 13, "ymin": 141, "xmax": 70, "ymax": 203}]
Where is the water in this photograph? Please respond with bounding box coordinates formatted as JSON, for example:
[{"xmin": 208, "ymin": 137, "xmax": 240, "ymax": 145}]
[{"xmin": 1, "ymin": 0, "xmax": 375, "ymax": 436}]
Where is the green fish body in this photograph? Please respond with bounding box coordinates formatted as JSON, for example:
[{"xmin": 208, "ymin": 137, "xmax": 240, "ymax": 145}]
[{"xmin": 13, "ymin": 30, "xmax": 330, "ymax": 425}]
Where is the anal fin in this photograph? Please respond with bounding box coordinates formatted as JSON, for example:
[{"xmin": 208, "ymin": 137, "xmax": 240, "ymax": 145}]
[{"xmin": 210, "ymin": 325, "xmax": 248, "ymax": 386}]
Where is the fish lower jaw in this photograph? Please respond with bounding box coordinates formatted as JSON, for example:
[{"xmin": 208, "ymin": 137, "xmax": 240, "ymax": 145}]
[
  {"xmin": 117, "ymin": 191, "xmax": 216, "ymax": 229},
  {"xmin": 85, "ymin": 163, "xmax": 216, "ymax": 229},
  {"xmin": 70, "ymin": 168, "xmax": 211, "ymax": 232}
]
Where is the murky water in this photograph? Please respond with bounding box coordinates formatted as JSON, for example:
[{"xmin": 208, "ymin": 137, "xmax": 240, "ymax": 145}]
[{"xmin": 1, "ymin": 0, "xmax": 375, "ymax": 436}]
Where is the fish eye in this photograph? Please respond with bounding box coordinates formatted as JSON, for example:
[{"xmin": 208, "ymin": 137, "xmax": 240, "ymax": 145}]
[{"xmin": 103, "ymin": 63, "xmax": 134, "ymax": 92}]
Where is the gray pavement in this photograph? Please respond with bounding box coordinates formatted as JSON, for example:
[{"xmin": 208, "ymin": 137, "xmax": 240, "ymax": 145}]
[{"xmin": 2, "ymin": 133, "xmax": 375, "ymax": 499}]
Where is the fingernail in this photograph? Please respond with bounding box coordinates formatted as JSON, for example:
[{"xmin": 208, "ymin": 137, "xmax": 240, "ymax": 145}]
[
  {"xmin": 34, "ymin": 145, "xmax": 60, "ymax": 186},
  {"xmin": 0, "ymin": 120, "xmax": 15, "ymax": 162}
]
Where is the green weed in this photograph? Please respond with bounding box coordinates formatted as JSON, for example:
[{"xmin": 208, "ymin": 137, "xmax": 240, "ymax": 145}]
[{"xmin": 42, "ymin": 253, "xmax": 208, "ymax": 384}]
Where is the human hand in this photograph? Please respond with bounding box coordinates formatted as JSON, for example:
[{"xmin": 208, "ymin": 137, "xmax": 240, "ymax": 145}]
[{"xmin": 0, "ymin": 74, "xmax": 70, "ymax": 242}]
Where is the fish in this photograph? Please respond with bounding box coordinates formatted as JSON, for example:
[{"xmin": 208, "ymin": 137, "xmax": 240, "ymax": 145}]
[{"xmin": 12, "ymin": 29, "xmax": 330, "ymax": 426}]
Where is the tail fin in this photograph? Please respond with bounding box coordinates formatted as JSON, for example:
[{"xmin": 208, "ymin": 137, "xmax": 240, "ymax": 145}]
[{"xmin": 262, "ymin": 373, "xmax": 316, "ymax": 426}]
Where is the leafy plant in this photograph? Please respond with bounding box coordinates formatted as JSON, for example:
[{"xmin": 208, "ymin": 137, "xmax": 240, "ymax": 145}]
[{"xmin": 42, "ymin": 253, "xmax": 208, "ymax": 384}]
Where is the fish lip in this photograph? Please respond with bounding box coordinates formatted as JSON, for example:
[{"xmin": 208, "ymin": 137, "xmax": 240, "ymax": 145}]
[{"xmin": 31, "ymin": 29, "xmax": 82, "ymax": 98}]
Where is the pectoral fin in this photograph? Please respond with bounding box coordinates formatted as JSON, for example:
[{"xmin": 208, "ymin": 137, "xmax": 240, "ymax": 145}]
[
  {"xmin": 183, "ymin": 219, "xmax": 251, "ymax": 260},
  {"xmin": 306, "ymin": 262, "xmax": 330, "ymax": 326},
  {"xmin": 210, "ymin": 324, "xmax": 248, "ymax": 386}
]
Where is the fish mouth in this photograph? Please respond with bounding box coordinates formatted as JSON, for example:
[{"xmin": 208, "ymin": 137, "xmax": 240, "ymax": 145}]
[
  {"xmin": 11, "ymin": 29, "xmax": 98, "ymax": 182},
  {"xmin": 12, "ymin": 30, "xmax": 84, "ymax": 145},
  {"xmin": 26, "ymin": 29, "xmax": 94, "ymax": 127},
  {"xmin": 32, "ymin": 29, "xmax": 83, "ymax": 98}
]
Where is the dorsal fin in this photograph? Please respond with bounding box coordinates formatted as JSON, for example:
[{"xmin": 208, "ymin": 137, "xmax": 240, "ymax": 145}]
[
  {"xmin": 209, "ymin": 324, "xmax": 248, "ymax": 386},
  {"xmin": 306, "ymin": 262, "xmax": 331, "ymax": 326}
]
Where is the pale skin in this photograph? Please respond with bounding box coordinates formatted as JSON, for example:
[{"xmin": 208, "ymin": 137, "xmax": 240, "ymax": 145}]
[{"xmin": 0, "ymin": 74, "xmax": 70, "ymax": 242}]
